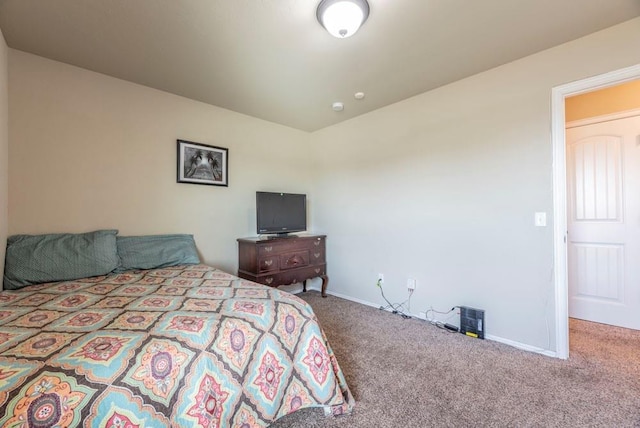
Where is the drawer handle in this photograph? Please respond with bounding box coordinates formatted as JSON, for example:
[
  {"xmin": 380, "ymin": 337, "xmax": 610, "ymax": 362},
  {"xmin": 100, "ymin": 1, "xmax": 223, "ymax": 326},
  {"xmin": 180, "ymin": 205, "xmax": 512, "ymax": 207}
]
[
  {"xmin": 264, "ymin": 246, "xmax": 273, "ymax": 252},
  {"xmin": 313, "ymin": 241, "xmax": 320, "ymax": 246},
  {"xmin": 264, "ymin": 260, "xmax": 273, "ymax": 266},
  {"xmin": 314, "ymin": 252, "xmax": 321, "ymax": 258},
  {"xmin": 291, "ymin": 278, "xmax": 297, "ymax": 284},
  {"xmin": 265, "ymin": 277, "xmax": 273, "ymax": 284},
  {"xmin": 314, "ymin": 268, "xmax": 320, "ymax": 274},
  {"xmin": 287, "ymin": 255, "xmax": 303, "ymax": 266}
]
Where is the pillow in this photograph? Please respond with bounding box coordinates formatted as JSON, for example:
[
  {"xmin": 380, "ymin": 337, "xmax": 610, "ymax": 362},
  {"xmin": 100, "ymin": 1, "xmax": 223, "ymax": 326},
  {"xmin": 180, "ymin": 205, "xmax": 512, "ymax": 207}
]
[
  {"xmin": 115, "ymin": 234, "xmax": 200, "ymax": 271},
  {"xmin": 3, "ymin": 229, "xmax": 119, "ymax": 290}
]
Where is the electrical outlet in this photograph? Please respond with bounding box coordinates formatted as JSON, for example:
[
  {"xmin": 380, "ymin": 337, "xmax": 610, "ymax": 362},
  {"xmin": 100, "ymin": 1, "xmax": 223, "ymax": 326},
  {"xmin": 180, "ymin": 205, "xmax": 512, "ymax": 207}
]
[
  {"xmin": 419, "ymin": 311, "xmax": 427, "ymax": 320},
  {"xmin": 378, "ymin": 273, "xmax": 384, "ymax": 283},
  {"xmin": 407, "ymin": 278, "xmax": 416, "ymax": 290}
]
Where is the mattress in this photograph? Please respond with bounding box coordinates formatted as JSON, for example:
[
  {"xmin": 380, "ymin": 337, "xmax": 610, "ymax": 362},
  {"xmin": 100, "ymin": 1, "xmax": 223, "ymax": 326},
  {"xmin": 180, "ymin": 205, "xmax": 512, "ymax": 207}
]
[{"xmin": 0, "ymin": 264, "xmax": 354, "ymax": 426}]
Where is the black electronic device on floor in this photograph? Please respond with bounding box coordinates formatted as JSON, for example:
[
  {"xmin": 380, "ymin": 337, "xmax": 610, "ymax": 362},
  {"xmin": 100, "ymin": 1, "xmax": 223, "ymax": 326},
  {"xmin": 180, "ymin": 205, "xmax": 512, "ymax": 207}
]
[{"xmin": 459, "ymin": 306, "xmax": 485, "ymax": 339}]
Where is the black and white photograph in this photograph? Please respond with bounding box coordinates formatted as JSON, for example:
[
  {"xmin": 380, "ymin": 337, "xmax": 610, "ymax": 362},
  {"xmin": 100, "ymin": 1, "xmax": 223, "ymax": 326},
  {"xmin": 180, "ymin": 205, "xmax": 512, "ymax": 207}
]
[{"xmin": 177, "ymin": 139, "xmax": 228, "ymax": 186}]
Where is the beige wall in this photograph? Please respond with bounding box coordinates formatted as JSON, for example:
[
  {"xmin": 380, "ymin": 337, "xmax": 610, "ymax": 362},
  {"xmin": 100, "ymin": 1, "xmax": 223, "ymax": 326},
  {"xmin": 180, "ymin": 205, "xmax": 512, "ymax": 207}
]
[
  {"xmin": 310, "ymin": 17, "xmax": 640, "ymax": 353},
  {"xmin": 0, "ymin": 29, "xmax": 7, "ymax": 278},
  {"xmin": 566, "ymin": 79, "xmax": 640, "ymax": 121},
  {"xmin": 8, "ymin": 50, "xmax": 315, "ymax": 273}
]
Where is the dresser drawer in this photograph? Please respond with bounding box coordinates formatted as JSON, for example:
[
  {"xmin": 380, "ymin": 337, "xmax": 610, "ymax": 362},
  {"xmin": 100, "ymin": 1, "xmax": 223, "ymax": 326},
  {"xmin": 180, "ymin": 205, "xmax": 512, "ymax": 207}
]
[
  {"xmin": 257, "ymin": 236, "xmax": 324, "ymax": 257},
  {"xmin": 279, "ymin": 250, "xmax": 310, "ymax": 270},
  {"xmin": 258, "ymin": 244, "xmax": 278, "ymax": 257},
  {"xmin": 256, "ymin": 264, "xmax": 326, "ymax": 287},
  {"xmin": 310, "ymin": 248, "xmax": 325, "ymax": 264},
  {"xmin": 258, "ymin": 256, "xmax": 278, "ymax": 272}
]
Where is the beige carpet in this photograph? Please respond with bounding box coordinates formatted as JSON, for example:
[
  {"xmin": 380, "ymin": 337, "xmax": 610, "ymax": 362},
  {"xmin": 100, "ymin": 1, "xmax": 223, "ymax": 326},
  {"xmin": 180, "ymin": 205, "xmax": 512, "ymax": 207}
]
[{"xmin": 271, "ymin": 292, "xmax": 640, "ymax": 427}]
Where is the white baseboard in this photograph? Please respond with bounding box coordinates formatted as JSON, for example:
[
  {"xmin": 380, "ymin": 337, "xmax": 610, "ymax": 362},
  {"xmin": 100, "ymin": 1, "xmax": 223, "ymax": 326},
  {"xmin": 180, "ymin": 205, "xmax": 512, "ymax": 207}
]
[
  {"xmin": 485, "ymin": 334, "xmax": 557, "ymax": 358},
  {"xmin": 319, "ymin": 290, "xmax": 558, "ymax": 359},
  {"xmin": 323, "ymin": 289, "xmax": 384, "ymax": 309}
]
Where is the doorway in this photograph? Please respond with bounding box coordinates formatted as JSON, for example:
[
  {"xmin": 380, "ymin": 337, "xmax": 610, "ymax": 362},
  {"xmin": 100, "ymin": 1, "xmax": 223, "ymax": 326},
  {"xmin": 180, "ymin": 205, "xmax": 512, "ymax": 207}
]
[
  {"xmin": 551, "ymin": 63, "xmax": 640, "ymax": 359},
  {"xmin": 565, "ymin": 112, "xmax": 640, "ymax": 330}
]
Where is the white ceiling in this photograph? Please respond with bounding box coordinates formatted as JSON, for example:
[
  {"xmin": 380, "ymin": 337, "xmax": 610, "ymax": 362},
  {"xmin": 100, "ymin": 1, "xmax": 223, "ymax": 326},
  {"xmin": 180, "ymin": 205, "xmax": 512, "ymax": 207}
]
[{"xmin": 1, "ymin": 0, "xmax": 639, "ymax": 131}]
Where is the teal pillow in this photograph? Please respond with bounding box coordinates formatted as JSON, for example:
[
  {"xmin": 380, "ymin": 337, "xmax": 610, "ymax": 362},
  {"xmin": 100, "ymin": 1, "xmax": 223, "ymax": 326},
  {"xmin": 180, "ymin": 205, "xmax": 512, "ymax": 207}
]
[
  {"xmin": 3, "ymin": 230, "xmax": 119, "ymax": 290},
  {"xmin": 115, "ymin": 234, "xmax": 200, "ymax": 271}
]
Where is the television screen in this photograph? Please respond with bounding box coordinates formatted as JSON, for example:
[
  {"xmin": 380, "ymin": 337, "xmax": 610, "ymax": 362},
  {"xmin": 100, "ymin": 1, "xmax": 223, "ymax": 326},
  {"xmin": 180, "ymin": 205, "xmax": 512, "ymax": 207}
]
[{"xmin": 256, "ymin": 192, "xmax": 307, "ymax": 235}]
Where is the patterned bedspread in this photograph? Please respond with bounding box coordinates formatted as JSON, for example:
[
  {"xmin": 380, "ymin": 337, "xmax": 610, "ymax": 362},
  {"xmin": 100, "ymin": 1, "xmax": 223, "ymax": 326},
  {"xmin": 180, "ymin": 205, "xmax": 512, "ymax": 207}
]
[{"xmin": 0, "ymin": 264, "xmax": 354, "ymax": 427}]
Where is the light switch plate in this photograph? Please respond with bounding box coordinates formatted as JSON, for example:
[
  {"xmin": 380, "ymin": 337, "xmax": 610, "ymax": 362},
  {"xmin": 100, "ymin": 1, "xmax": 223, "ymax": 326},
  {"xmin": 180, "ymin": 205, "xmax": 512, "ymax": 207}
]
[{"xmin": 535, "ymin": 212, "xmax": 547, "ymax": 227}]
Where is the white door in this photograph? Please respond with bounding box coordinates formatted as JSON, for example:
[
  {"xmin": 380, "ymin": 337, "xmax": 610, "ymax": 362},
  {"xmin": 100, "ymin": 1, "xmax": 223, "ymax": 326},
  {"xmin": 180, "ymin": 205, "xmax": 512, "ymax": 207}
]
[{"xmin": 566, "ymin": 114, "xmax": 640, "ymax": 330}]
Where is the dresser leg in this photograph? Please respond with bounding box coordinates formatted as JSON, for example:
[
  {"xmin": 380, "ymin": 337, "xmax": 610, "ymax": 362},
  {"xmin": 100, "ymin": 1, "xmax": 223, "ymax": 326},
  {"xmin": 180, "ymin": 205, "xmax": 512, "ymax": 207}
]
[
  {"xmin": 303, "ymin": 280, "xmax": 307, "ymax": 293},
  {"xmin": 321, "ymin": 275, "xmax": 328, "ymax": 298}
]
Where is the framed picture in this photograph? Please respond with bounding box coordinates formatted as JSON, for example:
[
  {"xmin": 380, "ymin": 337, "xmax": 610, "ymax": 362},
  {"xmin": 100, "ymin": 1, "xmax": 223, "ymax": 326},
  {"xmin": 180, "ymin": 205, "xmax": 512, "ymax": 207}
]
[{"xmin": 177, "ymin": 139, "xmax": 228, "ymax": 186}]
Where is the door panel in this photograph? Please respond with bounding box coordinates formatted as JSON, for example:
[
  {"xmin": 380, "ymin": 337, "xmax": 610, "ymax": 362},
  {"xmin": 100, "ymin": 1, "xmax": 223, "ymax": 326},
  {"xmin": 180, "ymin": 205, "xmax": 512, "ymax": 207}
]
[
  {"xmin": 566, "ymin": 115, "xmax": 640, "ymax": 329},
  {"xmin": 571, "ymin": 135, "xmax": 621, "ymax": 221},
  {"xmin": 571, "ymin": 243, "xmax": 623, "ymax": 302}
]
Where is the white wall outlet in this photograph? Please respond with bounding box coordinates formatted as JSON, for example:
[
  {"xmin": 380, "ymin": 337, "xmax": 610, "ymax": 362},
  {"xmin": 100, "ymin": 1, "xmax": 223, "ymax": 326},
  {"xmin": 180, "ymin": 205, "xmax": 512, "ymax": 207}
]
[
  {"xmin": 419, "ymin": 311, "xmax": 427, "ymax": 320},
  {"xmin": 377, "ymin": 273, "xmax": 384, "ymax": 283},
  {"xmin": 534, "ymin": 212, "xmax": 547, "ymax": 227},
  {"xmin": 407, "ymin": 278, "xmax": 416, "ymax": 290}
]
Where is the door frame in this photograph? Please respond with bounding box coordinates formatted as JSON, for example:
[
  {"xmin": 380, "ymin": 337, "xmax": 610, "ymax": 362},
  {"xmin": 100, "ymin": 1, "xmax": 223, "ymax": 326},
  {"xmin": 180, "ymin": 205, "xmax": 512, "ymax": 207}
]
[{"xmin": 551, "ymin": 63, "xmax": 640, "ymax": 359}]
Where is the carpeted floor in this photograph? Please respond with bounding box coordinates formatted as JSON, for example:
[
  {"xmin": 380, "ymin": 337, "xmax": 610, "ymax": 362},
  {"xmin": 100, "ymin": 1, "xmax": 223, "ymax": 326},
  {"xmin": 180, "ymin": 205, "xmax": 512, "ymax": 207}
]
[{"xmin": 271, "ymin": 292, "xmax": 640, "ymax": 427}]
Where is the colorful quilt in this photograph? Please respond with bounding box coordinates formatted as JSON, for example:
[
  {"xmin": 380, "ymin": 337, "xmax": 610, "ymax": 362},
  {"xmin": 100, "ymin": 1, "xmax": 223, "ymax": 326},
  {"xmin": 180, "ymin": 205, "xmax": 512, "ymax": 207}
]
[{"xmin": 0, "ymin": 264, "xmax": 354, "ymax": 427}]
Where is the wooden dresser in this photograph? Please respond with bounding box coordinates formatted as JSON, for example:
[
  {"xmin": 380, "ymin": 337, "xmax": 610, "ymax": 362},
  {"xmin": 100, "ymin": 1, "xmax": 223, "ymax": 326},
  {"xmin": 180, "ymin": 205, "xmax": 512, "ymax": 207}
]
[{"xmin": 237, "ymin": 234, "xmax": 328, "ymax": 297}]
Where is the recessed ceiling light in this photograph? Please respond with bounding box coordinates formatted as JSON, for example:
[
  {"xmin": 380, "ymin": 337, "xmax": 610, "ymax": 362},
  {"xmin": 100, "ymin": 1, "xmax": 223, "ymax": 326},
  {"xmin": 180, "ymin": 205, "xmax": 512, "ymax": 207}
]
[
  {"xmin": 332, "ymin": 102, "xmax": 344, "ymax": 111},
  {"xmin": 354, "ymin": 92, "xmax": 365, "ymax": 100}
]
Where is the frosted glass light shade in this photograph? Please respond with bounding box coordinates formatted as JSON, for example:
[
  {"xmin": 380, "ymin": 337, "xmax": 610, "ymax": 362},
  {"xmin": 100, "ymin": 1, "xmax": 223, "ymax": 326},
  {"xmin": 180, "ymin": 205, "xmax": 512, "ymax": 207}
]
[{"xmin": 317, "ymin": 0, "xmax": 370, "ymax": 38}]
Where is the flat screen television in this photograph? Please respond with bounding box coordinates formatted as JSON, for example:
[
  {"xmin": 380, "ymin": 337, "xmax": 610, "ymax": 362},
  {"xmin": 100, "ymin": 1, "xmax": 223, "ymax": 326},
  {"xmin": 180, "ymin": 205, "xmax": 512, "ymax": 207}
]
[{"xmin": 256, "ymin": 191, "xmax": 307, "ymax": 236}]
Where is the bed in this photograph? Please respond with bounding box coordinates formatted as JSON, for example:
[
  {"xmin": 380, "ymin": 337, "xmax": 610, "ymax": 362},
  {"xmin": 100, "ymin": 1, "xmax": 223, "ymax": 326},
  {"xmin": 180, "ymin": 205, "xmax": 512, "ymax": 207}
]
[{"xmin": 0, "ymin": 231, "xmax": 354, "ymax": 426}]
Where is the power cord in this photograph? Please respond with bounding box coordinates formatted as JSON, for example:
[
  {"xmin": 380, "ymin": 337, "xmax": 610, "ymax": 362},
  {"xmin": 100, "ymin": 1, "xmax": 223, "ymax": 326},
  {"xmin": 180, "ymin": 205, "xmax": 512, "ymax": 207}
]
[
  {"xmin": 426, "ymin": 306, "xmax": 460, "ymax": 332},
  {"xmin": 377, "ymin": 278, "xmax": 412, "ymax": 319}
]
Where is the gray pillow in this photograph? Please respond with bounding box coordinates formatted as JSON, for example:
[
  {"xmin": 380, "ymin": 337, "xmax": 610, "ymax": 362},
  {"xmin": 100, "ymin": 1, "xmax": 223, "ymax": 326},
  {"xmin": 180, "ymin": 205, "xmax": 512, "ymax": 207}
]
[
  {"xmin": 115, "ymin": 234, "xmax": 200, "ymax": 272},
  {"xmin": 3, "ymin": 230, "xmax": 119, "ymax": 290}
]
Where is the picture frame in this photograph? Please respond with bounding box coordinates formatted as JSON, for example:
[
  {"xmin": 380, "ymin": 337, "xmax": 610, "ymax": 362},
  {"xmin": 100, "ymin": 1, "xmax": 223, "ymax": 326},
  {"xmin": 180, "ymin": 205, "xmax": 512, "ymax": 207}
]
[{"xmin": 177, "ymin": 139, "xmax": 228, "ymax": 186}]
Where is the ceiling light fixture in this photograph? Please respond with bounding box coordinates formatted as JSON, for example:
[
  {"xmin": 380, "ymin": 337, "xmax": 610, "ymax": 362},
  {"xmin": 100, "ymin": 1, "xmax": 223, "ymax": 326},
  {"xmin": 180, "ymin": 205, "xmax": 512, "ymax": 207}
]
[{"xmin": 317, "ymin": 0, "xmax": 370, "ymax": 38}]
